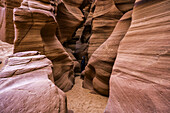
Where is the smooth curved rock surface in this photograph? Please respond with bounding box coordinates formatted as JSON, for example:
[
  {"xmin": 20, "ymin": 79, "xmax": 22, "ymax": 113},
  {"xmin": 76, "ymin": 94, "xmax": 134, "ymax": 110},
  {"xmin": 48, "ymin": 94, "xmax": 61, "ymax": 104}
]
[
  {"xmin": 88, "ymin": 0, "xmax": 123, "ymax": 58},
  {"xmin": 56, "ymin": 0, "xmax": 84, "ymax": 43},
  {"xmin": 114, "ymin": 0, "xmax": 135, "ymax": 13},
  {"xmin": 14, "ymin": 0, "xmax": 74, "ymax": 92},
  {"xmin": 83, "ymin": 10, "xmax": 133, "ymax": 96},
  {"xmin": 0, "ymin": 0, "xmax": 22, "ymax": 44},
  {"xmin": 0, "ymin": 51, "xmax": 67, "ymax": 113},
  {"xmin": 105, "ymin": 0, "xmax": 170, "ymax": 112}
]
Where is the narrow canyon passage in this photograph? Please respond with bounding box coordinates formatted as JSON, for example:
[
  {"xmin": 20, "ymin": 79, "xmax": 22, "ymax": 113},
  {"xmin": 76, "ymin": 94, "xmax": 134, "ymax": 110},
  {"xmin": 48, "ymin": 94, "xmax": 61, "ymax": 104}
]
[{"xmin": 0, "ymin": 0, "xmax": 169, "ymax": 112}]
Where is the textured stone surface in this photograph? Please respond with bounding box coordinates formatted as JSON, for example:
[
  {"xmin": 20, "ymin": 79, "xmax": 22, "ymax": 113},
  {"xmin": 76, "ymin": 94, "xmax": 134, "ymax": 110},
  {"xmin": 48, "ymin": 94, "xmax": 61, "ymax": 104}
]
[
  {"xmin": 83, "ymin": 10, "xmax": 133, "ymax": 96},
  {"xmin": 13, "ymin": 0, "xmax": 74, "ymax": 92},
  {"xmin": 0, "ymin": 40, "xmax": 13, "ymax": 70},
  {"xmin": 56, "ymin": 0, "xmax": 84, "ymax": 43},
  {"xmin": 88, "ymin": 0, "xmax": 123, "ymax": 58},
  {"xmin": 0, "ymin": 51, "xmax": 67, "ymax": 113},
  {"xmin": 66, "ymin": 77, "xmax": 108, "ymax": 113},
  {"xmin": 105, "ymin": 0, "xmax": 170, "ymax": 112},
  {"xmin": 0, "ymin": 0, "xmax": 22, "ymax": 44}
]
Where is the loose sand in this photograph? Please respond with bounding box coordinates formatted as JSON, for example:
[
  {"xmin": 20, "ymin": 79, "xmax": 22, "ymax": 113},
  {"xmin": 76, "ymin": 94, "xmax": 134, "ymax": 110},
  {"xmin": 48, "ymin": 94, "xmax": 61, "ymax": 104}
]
[{"xmin": 66, "ymin": 77, "xmax": 108, "ymax": 113}]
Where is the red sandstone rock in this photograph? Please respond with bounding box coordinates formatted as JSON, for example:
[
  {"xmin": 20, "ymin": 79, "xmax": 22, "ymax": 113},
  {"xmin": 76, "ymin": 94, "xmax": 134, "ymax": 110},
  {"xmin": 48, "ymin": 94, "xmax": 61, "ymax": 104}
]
[
  {"xmin": 0, "ymin": 0, "xmax": 22, "ymax": 44},
  {"xmin": 83, "ymin": 10, "xmax": 133, "ymax": 96},
  {"xmin": 0, "ymin": 51, "xmax": 67, "ymax": 113},
  {"xmin": 114, "ymin": 0, "xmax": 135, "ymax": 13},
  {"xmin": 56, "ymin": 0, "xmax": 84, "ymax": 43},
  {"xmin": 105, "ymin": 0, "xmax": 170, "ymax": 112},
  {"xmin": 87, "ymin": 0, "xmax": 123, "ymax": 58},
  {"xmin": 13, "ymin": 0, "xmax": 74, "ymax": 92},
  {"xmin": 0, "ymin": 40, "xmax": 13, "ymax": 70}
]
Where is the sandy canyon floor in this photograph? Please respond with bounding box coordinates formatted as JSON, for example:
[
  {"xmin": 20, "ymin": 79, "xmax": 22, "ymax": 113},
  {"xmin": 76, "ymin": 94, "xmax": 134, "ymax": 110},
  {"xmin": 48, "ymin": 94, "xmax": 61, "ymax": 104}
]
[{"xmin": 66, "ymin": 77, "xmax": 108, "ymax": 113}]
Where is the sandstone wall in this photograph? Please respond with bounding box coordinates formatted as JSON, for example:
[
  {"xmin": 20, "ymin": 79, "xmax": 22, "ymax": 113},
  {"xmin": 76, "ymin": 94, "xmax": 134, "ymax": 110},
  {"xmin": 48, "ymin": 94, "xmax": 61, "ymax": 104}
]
[
  {"xmin": 83, "ymin": 10, "xmax": 133, "ymax": 96},
  {"xmin": 83, "ymin": 0, "xmax": 135, "ymax": 96},
  {"xmin": 13, "ymin": 0, "xmax": 74, "ymax": 92},
  {"xmin": 56, "ymin": 0, "xmax": 84, "ymax": 43},
  {"xmin": 0, "ymin": 0, "xmax": 22, "ymax": 44},
  {"xmin": 105, "ymin": 0, "xmax": 170, "ymax": 112},
  {"xmin": 88, "ymin": 0, "xmax": 123, "ymax": 58}
]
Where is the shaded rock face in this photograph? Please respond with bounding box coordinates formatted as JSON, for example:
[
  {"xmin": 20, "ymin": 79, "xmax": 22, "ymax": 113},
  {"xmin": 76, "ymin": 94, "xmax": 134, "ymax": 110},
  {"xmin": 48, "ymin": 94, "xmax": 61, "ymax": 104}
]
[
  {"xmin": 82, "ymin": 0, "xmax": 135, "ymax": 96},
  {"xmin": 0, "ymin": 51, "xmax": 67, "ymax": 113},
  {"xmin": 56, "ymin": 0, "xmax": 84, "ymax": 43},
  {"xmin": 83, "ymin": 10, "xmax": 133, "ymax": 96},
  {"xmin": 114, "ymin": 0, "xmax": 135, "ymax": 13},
  {"xmin": 105, "ymin": 0, "xmax": 170, "ymax": 112},
  {"xmin": 0, "ymin": 0, "xmax": 22, "ymax": 44},
  {"xmin": 13, "ymin": 0, "xmax": 74, "ymax": 92},
  {"xmin": 87, "ymin": 0, "xmax": 123, "ymax": 58}
]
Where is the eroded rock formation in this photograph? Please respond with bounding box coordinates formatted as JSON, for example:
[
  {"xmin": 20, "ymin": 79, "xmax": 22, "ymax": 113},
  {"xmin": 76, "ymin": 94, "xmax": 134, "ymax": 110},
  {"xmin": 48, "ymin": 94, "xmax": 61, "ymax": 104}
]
[
  {"xmin": 0, "ymin": 0, "xmax": 22, "ymax": 43},
  {"xmin": 56, "ymin": 0, "xmax": 84, "ymax": 43},
  {"xmin": 87, "ymin": 0, "xmax": 123, "ymax": 58},
  {"xmin": 105, "ymin": 0, "xmax": 170, "ymax": 112},
  {"xmin": 83, "ymin": 10, "xmax": 133, "ymax": 96},
  {"xmin": 82, "ymin": 0, "xmax": 135, "ymax": 96},
  {"xmin": 0, "ymin": 40, "xmax": 13, "ymax": 70},
  {"xmin": 0, "ymin": 51, "xmax": 67, "ymax": 113},
  {"xmin": 0, "ymin": 0, "xmax": 169, "ymax": 112},
  {"xmin": 13, "ymin": 0, "xmax": 74, "ymax": 91}
]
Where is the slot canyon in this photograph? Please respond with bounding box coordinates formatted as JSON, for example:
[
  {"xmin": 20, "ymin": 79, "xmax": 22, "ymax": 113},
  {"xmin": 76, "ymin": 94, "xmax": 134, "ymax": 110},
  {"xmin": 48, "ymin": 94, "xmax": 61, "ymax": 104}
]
[{"xmin": 0, "ymin": 0, "xmax": 170, "ymax": 113}]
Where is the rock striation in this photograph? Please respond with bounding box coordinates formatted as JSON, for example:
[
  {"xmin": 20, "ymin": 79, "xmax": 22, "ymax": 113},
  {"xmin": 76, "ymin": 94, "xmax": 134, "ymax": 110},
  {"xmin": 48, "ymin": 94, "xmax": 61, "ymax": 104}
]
[
  {"xmin": 83, "ymin": 10, "xmax": 133, "ymax": 96},
  {"xmin": 114, "ymin": 0, "xmax": 135, "ymax": 13},
  {"xmin": 13, "ymin": 0, "xmax": 74, "ymax": 92},
  {"xmin": 0, "ymin": 51, "xmax": 67, "ymax": 113},
  {"xmin": 105, "ymin": 0, "xmax": 170, "ymax": 112},
  {"xmin": 0, "ymin": 0, "xmax": 22, "ymax": 44},
  {"xmin": 87, "ymin": 0, "xmax": 123, "ymax": 58},
  {"xmin": 82, "ymin": 0, "xmax": 135, "ymax": 96},
  {"xmin": 56, "ymin": 0, "xmax": 84, "ymax": 43}
]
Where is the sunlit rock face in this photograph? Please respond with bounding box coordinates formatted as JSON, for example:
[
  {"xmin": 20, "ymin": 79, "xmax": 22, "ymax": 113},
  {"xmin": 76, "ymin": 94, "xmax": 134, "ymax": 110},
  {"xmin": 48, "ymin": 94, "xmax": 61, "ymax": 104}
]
[
  {"xmin": 13, "ymin": 0, "xmax": 74, "ymax": 92},
  {"xmin": 0, "ymin": 51, "xmax": 67, "ymax": 113},
  {"xmin": 0, "ymin": 0, "xmax": 22, "ymax": 44},
  {"xmin": 0, "ymin": 40, "xmax": 13, "ymax": 70},
  {"xmin": 56, "ymin": 0, "xmax": 84, "ymax": 43},
  {"xmin": 105, "ymin": 0, "xmax": 170, "ymax": 112}
]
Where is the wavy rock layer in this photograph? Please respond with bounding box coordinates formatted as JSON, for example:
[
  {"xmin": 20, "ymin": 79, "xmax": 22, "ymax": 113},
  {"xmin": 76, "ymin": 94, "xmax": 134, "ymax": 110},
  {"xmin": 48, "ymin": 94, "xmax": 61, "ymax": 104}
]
[
  {"xmin": 114, "ymin": 0, "xmax": 135, "ymax": 13},
  {"xmin": 88, "ymin": 0, "xmax": 123, "ymax": 58},
  {"xmin": 14, "ymin": 0, "xmax": 74, "ymax": 92},
  {"xmin": 83, "ymin": 10, "xmax": 133, "ymax": 96},
  {"xmin": 56, "ymin": 0, "xmax": 84, "ymax": 43},
  {"xmin": 0, "ymin": 51, "xmax": 67, "ymax": 113},
  {"xmin": 0, "ymin": 0, "xmax": 22, "ymax": 44},
  {"xmin": 105, "ymin": 0, "xmax": 170, "ymax": 112}
]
